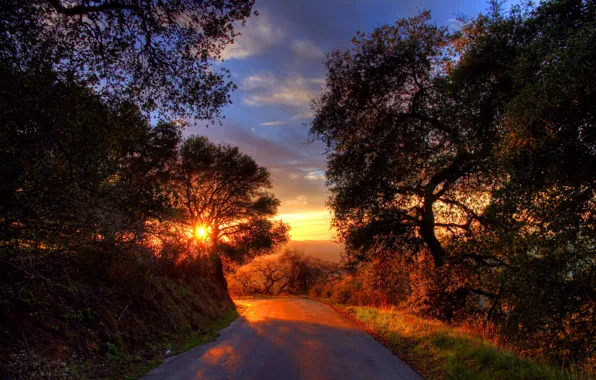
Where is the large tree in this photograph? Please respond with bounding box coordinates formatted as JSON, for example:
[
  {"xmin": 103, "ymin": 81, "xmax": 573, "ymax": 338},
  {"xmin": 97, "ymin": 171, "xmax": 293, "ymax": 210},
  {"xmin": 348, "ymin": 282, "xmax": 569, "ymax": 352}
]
[
  {"xmin": 169, "ymin": 136, "xmax": 289, "ymax": 264},
  {"xmin": 0, "ymin": 62, "xmax": 181, "ymax": 253},
  {"xmin": 0, "ymin": 0, "xmax": 255, "ymax": 118},
  {"xmin": 310, "ymin": 10, "xmax": 512, "ymax": 268}
]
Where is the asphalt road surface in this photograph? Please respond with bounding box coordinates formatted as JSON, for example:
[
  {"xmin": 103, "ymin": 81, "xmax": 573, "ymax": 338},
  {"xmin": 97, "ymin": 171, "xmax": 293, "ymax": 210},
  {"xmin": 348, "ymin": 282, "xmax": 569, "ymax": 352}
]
[{"xmin": 142, "ymin": 298, "xmax": 421, "ymax": 380}]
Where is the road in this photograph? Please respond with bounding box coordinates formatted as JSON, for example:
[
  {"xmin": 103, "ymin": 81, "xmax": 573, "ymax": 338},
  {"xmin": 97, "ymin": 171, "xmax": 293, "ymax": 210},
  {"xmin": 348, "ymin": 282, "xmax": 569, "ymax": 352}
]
[{"xmin": 142, "ymin": 298, "xmax": 421, "ymax": 380}]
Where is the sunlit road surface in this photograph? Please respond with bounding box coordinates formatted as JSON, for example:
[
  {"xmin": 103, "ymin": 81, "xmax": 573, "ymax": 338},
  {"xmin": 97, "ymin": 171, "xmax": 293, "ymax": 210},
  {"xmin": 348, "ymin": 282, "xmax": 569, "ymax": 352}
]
[{"xmin": 143, "ymin": 298, "xmax": 420, "ymax": 380}]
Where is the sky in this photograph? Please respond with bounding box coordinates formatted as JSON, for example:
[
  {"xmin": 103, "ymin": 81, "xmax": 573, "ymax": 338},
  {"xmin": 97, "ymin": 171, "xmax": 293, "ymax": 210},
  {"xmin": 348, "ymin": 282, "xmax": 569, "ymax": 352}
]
[{"xmin": 187, "ymin": 0, "xmax": 499, "ymax": 241}]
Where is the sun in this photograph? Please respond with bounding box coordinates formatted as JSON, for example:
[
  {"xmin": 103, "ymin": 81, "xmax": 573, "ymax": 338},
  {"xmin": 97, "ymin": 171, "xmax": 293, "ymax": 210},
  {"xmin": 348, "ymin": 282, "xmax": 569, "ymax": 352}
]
[{"xmin": 194, "ymin": 226, "xmax": 208, "ymax": 240}]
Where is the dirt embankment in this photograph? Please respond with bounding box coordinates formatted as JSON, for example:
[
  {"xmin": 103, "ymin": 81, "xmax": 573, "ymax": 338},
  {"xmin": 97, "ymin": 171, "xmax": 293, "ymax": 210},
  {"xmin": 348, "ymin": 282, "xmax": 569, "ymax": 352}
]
[{"xmin": 1, "ymin": 250, "xmax": 234, "ymax": 379}]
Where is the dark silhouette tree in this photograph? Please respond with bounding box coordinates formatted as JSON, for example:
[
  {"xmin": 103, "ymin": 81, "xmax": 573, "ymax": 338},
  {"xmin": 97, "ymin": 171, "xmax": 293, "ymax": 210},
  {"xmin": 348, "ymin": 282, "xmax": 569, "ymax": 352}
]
[
  {"xmin": 170, "ymin": 136, "xmax": 289, "ymax": 264},
  {"xmin": 0, "ymin": 0, "xmax": 256, "ymax": 118},
  {"xmin": 310, "ymin": 11, "xmax": 511, "ymax": 268},
  {"xmin": 0, "ymin": 63, "xmax": 181, "ymax": 253},
  {"xmin": 311, "ymin": 0, "xmax": 596, "ymax": 361}
]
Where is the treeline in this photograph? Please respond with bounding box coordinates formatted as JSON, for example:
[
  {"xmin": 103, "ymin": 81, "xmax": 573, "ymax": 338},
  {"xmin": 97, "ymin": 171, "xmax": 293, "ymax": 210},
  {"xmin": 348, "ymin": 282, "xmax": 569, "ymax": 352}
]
[
  {"xmin": 310, "ymin": 0, "xmax": 595, "ymax": 370},
  {"xmin": 227, "ymin": 250, "xmax": 341, "ymax": 297},
  {"xmin": 0, "ymin": 1, "xmax": 290, "ymax": 378}
]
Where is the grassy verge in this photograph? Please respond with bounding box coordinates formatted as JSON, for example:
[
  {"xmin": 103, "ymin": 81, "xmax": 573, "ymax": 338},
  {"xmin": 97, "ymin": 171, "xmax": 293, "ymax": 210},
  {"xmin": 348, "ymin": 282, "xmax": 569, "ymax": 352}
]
[
  {"xmin": 327, "ymin": 303, "xmax": 589, "ymax": 380},
  {"xmin": 180, "ymin": 308, "xmax": 239, "ymax": 353},
  {"xmin": 129, "ymin": 307, "xmax": 239, "ymax": 379}
]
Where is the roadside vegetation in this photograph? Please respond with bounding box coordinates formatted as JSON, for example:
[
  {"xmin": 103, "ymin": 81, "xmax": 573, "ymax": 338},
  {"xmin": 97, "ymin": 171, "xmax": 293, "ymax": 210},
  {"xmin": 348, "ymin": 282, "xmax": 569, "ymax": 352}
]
[
  {"xmin": 227, "ymin": 249, "xmax": 340, "ymax": 297},
  {"xmin": 333, "ymin": 305, "xmax": 590, "ymax": 380}
]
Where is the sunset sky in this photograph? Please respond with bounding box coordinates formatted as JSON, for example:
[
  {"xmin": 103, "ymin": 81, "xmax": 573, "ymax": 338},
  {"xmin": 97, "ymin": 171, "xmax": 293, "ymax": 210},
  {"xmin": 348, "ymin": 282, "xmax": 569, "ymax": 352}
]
[{"xmin": 188, "ymin": 0, "xmax": 499, "ymax": 241}]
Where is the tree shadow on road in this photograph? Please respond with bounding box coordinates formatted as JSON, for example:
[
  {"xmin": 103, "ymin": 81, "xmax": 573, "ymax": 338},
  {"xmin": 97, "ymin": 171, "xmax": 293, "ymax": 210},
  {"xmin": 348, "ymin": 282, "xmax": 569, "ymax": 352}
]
[{"xmin": 143, "ymin": 309, "xmax": 419, "ymax": 380}]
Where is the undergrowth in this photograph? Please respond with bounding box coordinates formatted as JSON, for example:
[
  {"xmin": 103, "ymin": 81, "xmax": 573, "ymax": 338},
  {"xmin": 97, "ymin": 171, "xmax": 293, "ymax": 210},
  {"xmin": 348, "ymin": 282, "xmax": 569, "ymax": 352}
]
[
  {"xmin": 0, "ymin": 249, "xmax": 235, "ymax": 379},
  {"xmin": 330, "ymin": 304, "xmax": 593, "ymax": 380}
]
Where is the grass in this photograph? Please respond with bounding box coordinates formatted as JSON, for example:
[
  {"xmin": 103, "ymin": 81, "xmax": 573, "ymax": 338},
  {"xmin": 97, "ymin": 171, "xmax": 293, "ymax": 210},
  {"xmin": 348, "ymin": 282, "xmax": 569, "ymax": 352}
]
[
  {"xmin": 181, "ymin": 308, "xmax": 239, "ymax": 352},
  {"xmin": 126, "ymin": 307, "xmax": 240, "ymax": 380},
  {"xmin": 329, "ymin": 304, "xmax": 590, "ymax": 380}
]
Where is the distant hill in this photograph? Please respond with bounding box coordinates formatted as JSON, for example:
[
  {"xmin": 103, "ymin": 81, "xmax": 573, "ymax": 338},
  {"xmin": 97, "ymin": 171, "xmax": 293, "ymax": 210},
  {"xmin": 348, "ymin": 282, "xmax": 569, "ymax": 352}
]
[{"xmin": 287, "ymin": 240, "xmax": 344, "ymax": 263}]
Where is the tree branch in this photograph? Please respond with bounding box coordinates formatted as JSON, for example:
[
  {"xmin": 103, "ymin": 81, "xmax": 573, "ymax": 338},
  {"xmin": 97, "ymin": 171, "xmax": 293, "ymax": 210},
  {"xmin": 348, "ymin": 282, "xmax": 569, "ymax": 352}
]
[{"xmin": 47, "ymin": 0, "xmax": 141, "ymax": 15}]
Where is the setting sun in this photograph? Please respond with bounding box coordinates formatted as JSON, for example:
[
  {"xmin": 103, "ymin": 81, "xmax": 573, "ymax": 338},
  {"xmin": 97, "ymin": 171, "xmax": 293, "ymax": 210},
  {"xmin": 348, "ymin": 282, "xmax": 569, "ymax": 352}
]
[{"xmin": 195, "ymin": 226, "xmax": 208, "ymax": 239}]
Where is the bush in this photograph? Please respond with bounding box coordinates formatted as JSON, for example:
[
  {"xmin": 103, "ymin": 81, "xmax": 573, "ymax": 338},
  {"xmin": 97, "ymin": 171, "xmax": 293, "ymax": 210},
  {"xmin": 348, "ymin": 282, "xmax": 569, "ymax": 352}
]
[
  {"xmin": 330, "ymin": 279, "xmax": 355, "ymax": 304},
  {"xmin": 227, "ymin": 249, "xmax": 341, "ymax": 297}
]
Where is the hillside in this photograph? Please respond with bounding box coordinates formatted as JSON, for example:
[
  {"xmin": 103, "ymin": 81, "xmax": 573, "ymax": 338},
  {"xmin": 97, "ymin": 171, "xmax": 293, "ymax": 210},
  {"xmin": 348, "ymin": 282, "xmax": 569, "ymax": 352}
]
[
  {"xmin": 1, "ymin": 251, "xmax": 235, "ymax": 379},
  {"xmin": 287, "ymin": 240, "xmax": 344, "ymax": 262}
]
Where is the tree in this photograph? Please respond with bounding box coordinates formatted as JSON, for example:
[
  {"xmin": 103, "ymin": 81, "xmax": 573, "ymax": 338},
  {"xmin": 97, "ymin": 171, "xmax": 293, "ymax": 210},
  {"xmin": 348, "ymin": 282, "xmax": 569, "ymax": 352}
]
[
  {"xmin": 310, "ymin": 0, "xmax": 596, "ymax": 361},
  {"xmin": 0, "ymin": 0, "xmax": 255, "ymax": 118},
  {"xmin": 0, "ymin": 63, "xmax": 256, "ymax": 378},
  {"xmin": 0, "ymin": 62, "xmax": 181, "ymax": 254},
  {"xmin": 310, "ymin": 10, "xmax": 511, "ymax": 268},
  {"xmin": 227, "ymin": 250, "xmax": 341, "ymax": 296},
  {"xmin": 479, "ymin": 0, "xmax": 596, "ymax": 359},
  {"xmin": 170, "ymin": 136, "xmax": 289, "ymax": 264}
]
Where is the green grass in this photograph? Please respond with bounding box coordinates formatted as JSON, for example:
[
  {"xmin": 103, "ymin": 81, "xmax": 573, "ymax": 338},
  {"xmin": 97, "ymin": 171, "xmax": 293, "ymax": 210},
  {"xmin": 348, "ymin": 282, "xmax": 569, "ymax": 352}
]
[
  {"xmin": 134, "ymin": 359, "xmax": 163, "ymax": 378},
  {"xmin": 333, "ymin": 305, "xmax": 589, "ymax": 380},
  {"xmin": 181, "ymin": 308, "xmax": 239, "ymax": 352}
]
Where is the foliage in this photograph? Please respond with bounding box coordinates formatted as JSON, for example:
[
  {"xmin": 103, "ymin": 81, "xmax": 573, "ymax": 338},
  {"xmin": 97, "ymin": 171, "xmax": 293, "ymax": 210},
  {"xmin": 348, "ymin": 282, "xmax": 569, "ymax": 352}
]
[
  {"xmin": 310, "ymin": 9, "xmax": 501, "ymax": 268},
  {"xmin": 0, "ymin": 1, "xmax": 281, "ymax": 377},
  {"xmin": 334, "ymin": 304, "xmax": 592, "ymax": 380},
  {"xmin": 310, "ymin": 0, "xmax": 596, "ymax": 366},
  {"xmin": 1, "ymin": 243, "xmax": 234, "ymax": 379},
  {"xmin": 168, "ymin": 135, "xmax": 289, "ymax": 265},
  {"xmin": 0, "ymin": 0, "xmax": 255, "ymax": 118},
  {"xmin": 0, "ymin": 62, "xmax": 180, "ymax": 255},
  {"xmin": 0, "ymin": 61, "xmax": 283, "ymax": 377},
  {"xmin": 227, "ymin": 249, "xmax": 341, "ymax": 296}
]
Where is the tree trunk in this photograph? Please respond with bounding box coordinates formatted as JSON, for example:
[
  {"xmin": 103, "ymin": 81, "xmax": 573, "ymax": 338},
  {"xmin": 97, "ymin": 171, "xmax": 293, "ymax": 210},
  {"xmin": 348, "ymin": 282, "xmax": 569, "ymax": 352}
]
[
  {"xmin": 419, "ymin": 194, "xmax": 447, "ymax": 267},
  {"xmin": 210, "ymin": 252, "xmax": 232, "ymax": 304}
]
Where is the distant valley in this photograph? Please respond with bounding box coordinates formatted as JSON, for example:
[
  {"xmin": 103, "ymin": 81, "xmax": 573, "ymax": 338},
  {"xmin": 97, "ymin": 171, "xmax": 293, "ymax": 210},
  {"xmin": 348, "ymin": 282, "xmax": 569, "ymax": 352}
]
[{"xmin": 287, "ymin": 240, "xmax": 343, "ymax": 263}]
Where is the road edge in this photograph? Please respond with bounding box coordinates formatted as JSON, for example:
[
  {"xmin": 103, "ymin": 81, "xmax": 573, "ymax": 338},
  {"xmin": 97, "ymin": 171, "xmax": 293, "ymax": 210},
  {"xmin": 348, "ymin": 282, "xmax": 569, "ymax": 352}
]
[{"xmin": 312, "ymin": 299, "xmax": 430, "ymax": 379}]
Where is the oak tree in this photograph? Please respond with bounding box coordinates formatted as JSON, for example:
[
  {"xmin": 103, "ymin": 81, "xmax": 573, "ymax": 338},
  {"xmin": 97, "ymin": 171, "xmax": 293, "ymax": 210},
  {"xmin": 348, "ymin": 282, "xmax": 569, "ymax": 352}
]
[
  {"xmin": 171, "ymin": 136, "xmax": 289, "ymax": 264},
  {"xmin": 0, "ymin": 0, "xmax": 256, "ymax": 118}
]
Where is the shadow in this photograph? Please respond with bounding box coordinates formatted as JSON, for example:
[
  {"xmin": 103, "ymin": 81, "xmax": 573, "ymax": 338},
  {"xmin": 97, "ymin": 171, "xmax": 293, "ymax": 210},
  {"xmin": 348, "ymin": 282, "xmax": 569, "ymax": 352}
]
[{"xmin": 142, "ymin": 298, "xmax": 420, "ymax": 380}]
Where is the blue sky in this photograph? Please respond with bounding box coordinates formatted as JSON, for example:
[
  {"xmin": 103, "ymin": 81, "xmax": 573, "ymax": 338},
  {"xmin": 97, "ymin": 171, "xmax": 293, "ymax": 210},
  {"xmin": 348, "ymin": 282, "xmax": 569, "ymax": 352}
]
[{"xmin": 187, "ymin": 0, "xmax": 503, "ymax": 240}]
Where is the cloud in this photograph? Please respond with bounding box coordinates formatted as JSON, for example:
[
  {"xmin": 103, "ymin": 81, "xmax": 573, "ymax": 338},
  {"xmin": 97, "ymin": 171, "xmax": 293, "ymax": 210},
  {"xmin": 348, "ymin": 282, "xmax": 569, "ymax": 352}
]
[
  {"xmin": 292, "ymin": 111, "xmax": 315, "ymax": 120},
  {"xmin": 284, "ymin": 195, "xmax": 309, "ymax": 208},
  {"xmin": 260, "ymin": 121, "xmax": 287, "ymax": 126},
  {"xmin": 222, "ymin": 12, "xmax": 285, "ymax": 60},
  {"xmin": 189, "ymin": 119, "xmax": 329, "ymax": 224},
  {"xmin": 304, "ymin": 170, "xmax": 325, "ymax": 181},
  {"xmin": 290, "ymin": 39, "xmax": 325, "ymax": 61},
  {"xmin": 241, "ymin": 72, "xmax": 324, "ymax": 111}
]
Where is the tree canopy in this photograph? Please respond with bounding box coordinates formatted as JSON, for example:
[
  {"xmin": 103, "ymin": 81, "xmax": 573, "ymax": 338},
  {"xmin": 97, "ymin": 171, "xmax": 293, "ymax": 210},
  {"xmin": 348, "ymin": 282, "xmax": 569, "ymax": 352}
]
[
  {"xmin": 0, "ymin": 0, "xmax": 255, "ymax": 118},
  {"xmin": 0, "ymin": 62, "xmax": 180, "ymax": 250},
  {"xmin": 311, "ymin": 10, "xmax": 506, "ymax": 268},
  {"xmin": 170, "ymin": 136, "xmax": 289, "ymax": 264}
]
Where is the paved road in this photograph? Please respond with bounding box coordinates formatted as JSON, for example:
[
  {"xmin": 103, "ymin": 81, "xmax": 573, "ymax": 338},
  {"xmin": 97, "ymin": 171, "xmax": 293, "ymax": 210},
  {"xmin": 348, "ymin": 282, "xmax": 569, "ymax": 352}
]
[{"xmin": 142, "ymin": 298, "xmax": 421, "ymax": 380}]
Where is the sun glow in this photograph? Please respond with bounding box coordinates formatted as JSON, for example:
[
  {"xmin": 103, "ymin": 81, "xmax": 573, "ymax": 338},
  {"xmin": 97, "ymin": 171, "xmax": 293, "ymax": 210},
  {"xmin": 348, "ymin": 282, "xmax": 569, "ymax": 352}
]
[
  {"xmin": 194, "ymin": 225, "xmax": 208, "ymax": 240},
  {"xmin": 274, "ymin": 210, "xmax": 334, "ymax": 240}
]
